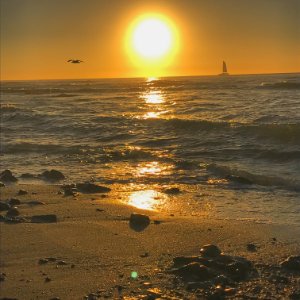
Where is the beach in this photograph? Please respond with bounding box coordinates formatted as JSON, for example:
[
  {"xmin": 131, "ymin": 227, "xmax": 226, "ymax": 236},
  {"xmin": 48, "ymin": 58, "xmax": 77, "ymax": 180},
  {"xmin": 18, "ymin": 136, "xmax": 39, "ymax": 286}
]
[{"xmin": 1, "ymin": 182, "xmax": 300, "ymax": 299}]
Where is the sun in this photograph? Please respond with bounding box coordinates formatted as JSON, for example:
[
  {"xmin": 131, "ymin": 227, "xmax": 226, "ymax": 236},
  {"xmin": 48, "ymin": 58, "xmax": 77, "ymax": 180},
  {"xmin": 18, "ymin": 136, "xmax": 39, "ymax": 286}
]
[
  {"xmin": 132, "ymin": 18, "xmax": 172, "ymax": 59},
  {"xmin": 125, "ymin": 13, "xmax": 179, "ymax": 76}
]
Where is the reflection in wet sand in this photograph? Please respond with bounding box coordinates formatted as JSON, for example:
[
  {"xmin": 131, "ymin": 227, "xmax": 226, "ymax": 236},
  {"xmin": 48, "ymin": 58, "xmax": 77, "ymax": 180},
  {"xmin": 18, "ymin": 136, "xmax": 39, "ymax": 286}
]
[{"xmin": 127, "ymin": 190, "xmax": 167, "ymax": 211}]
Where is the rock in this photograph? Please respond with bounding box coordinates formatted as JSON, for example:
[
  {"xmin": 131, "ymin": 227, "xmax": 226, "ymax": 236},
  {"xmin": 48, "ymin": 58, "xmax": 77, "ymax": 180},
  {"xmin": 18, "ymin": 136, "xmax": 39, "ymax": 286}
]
[
  {"xmin": 226, "ymin": 175, "xmax": 253, "ymax": 185},
  {"xmin": 9, "ymin": 198, "xmax": 21, "ymax": 206},
  {"xmin": 247, "ymin": 243, "xmax": 257, "ymax": 252},
  {"xmin": 0, "ymin": 170, "xmax": 18, "ymax": 182},
  {"xmin": 27, "ymin": 201, "xmax": 45, "ymax": 205},
  {"xmin": 41, "ymin": 170, "xmax": 65, "ymax": 181},
  {"xmin": 20, "ymin": 173, "xmax": 36, "ymax": 179},
  {"xmin": 0, "ymin": 182, "xmax": 5, "ymax": 187},
  {"xmin": 39, "ymin": 258, "xmax": 49, "ymax": 264},
  {"xmin": 6, "ymin": 207, "xmax": 20, "ymax": 217},
  {"xmin": 171, "ymin": 262, "xmax": 212, "ymax": 281},
  {"xmin": 0, "ymin": 273, "xmax": 6, "ymax": 281},
  {"xmin": 163, "ymin": 187, "xmax": 181, "ymax": 195},
  {"xmin": 280, "ymin": 256, "xmax": 300, "ymax": 271},
  {"xmin": 76, "ymin": 182, "xmax": 111, "ymax": 193},
  {"xmin": 0, "ymin": 201, "xmax": 10, "ymax": 211},
  {"xmin": 56, "ymin": 260, "xmax": 67, "ymax": 265},
  {"xmin": 45, "ymin": 277, "xmax": 51, "ymax": 282},
  {"xmin": 200, "ymin": 244, "xmax": 221, "ymax": 258},
  {"xmin": 17, "ymin": 189, "xmax": 28, "ymax": 195},
  {"xmin": 31, "ymin": 214, "xmax": 57, "ymax": 223},
  {"xmin": 129, "ymin": 213, "xmax": 150, "ymax": 231},
  {"xmin": 153, "ymin": 220, "xmax": 161, "ymax": 225},
  {"xmin": 224, "ymin": 288, "xmax": 237, "ymax": 296},
  {"xmin": 227, "ymin": 260, "xmax": 251, "ymax": 281}
]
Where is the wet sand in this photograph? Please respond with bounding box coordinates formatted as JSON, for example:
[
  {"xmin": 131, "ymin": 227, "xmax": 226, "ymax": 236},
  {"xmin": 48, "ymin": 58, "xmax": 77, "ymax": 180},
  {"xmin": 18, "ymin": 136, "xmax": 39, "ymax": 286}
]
[{"xmin": 1, "ymin": 183, "xmax": 300, "ymax": 299}]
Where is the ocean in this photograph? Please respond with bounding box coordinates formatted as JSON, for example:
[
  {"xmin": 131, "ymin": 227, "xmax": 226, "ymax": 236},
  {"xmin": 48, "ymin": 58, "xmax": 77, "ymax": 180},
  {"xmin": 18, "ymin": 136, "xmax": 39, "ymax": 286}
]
[{"xmin": 1, "ymin": 74, "xmax": 300, "ymax": 225}]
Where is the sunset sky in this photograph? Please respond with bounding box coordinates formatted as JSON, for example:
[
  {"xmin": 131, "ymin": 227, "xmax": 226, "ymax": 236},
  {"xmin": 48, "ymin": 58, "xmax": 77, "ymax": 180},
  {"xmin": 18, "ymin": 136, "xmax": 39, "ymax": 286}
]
[{"xmin": 1, "ymin": 0, "xmax": 300, "ymax": 80}]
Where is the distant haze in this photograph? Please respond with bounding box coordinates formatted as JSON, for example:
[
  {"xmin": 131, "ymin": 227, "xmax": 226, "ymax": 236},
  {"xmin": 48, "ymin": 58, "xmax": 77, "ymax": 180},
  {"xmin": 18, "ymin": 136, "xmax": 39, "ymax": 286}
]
[{"xmin": 1, "ymin": 0, "xmax": 300, "ymax": 80}]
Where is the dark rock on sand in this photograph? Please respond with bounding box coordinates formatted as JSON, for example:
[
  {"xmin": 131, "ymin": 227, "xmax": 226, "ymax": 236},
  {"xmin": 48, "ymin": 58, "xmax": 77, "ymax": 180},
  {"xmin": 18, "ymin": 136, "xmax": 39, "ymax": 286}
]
[
  {"xmin": 171, "ymin": 262, "xmax": 212, "ymax": 281},
  {"xmin": 31, "ymin": 214, "xmax": 57, "ymax": 223},
  {"xmin": 20, "ymin": 173, "xmax": 36, "ymax": 179},
  {"xmin": 6, "ymin": 207, "xmax": 20, "ymax": 217},
  {"xmin": 0, "ymin": 202, "xmax": 10, "ymax": 211},
  {"xmin": 280, "ymin": 256, "xmax": 300, "ymax": 271},
  {"xmin": 0, "ymin": 182, "xmax": 5, "ymax": 187},
  {"xmin": 40, "ymin": 170, "xmax": 65, "ymax": 181},
  {"xmin": 247, "ymin": 243, "xmax": 257, "ymax": 252},
  {"xmin": 38, "ymin": 258, "xmax": 49, "ymax": 264},
  {"xmin": 76, "ymin": 183, "xmax": 111, "ymax": 193},
  {"xmin": 27, "ymin": 201, "xmax": 45, "ymax": 206},
  {"xmin": 17, "ymin": 189, "xmax": 28, "ymax": 195},
  {"xmin": 0, "ymin": 170, "xmax": 18, "ymax": 182},
  {"xmin": 200, "ymin": 244, "xmax": 221, "ymax": 258},
  {"xmin": 0, "ymin": 273, "xmax": 6, "ymax": 281},
  {"xmin": 163, "ymin": 187, "xmax": 181, "ymax": 195},
  {"xmin": 129, "ymin": 213, "xmax": 150, "ymax": 231},
  {"xmin": 9, "ymin": 198, "xmax": 21, "ymax": 206}
]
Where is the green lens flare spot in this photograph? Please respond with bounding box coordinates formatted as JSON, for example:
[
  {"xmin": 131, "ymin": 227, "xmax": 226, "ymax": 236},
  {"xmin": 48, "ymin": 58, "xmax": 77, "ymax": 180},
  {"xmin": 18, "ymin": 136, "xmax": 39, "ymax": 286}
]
[{"xmin": 131, "ymin": 271, "xmax": 138, "ymax": 279}]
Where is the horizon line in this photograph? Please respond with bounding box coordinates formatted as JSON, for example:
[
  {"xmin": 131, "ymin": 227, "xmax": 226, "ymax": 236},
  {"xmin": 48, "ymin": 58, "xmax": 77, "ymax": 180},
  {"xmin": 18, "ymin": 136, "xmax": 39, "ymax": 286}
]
[{"xmin": 1, "ymin": 71, "xmax": 299, "ymax": 82}]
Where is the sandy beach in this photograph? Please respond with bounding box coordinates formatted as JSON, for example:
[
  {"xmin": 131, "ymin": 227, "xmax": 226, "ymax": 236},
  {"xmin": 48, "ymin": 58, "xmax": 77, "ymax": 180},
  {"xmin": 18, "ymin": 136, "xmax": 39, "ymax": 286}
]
[{"xmin": 1, "ymin": 182, "xmax": 300, "ymax": 299}]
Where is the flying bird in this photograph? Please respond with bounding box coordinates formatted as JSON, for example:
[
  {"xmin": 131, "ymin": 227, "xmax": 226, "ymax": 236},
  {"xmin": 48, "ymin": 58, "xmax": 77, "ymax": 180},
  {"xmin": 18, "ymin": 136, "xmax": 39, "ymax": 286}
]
[{"xmin": 67, "ymin": 59, "xmax": 84, "ymax": 64}]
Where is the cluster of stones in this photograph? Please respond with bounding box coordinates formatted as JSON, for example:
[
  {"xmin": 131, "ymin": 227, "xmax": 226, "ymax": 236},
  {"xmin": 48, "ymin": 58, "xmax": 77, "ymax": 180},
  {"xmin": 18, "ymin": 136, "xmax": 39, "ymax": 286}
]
[{"xmin": 169, "ymin": 244, "xmax": 254, "ymax": 297}]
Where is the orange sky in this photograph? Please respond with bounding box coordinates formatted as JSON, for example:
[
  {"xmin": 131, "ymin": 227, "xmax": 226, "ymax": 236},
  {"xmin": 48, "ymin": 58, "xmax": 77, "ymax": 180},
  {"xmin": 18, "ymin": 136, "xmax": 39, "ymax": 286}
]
[{"xmin": 1, "ymin": 0, "xmax": 300, "ymax": 80}]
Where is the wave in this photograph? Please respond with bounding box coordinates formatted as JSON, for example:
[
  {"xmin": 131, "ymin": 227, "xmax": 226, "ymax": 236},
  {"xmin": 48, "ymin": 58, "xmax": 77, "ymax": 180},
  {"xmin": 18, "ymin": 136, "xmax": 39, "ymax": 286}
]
[
  {"xmin": 207, "ymin": 163, "xmax": 300, "ymax": 191},
  {"xmin": 260, "ymin": 81, "xmax": 300, "ymax": 89}
]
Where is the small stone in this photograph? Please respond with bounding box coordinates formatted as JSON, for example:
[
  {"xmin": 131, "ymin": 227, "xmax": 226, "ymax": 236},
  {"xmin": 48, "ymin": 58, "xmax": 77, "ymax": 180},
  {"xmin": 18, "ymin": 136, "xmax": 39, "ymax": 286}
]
[
  {"xmin": 0, "ymin": 201, "xmax": 10, "ymax": 211},
  {"xmin": 39, "ymin": 258, "xmax": 49, "ymax": 264},
  {"xmin": 224, "ymin": 288, "xmax": 237, "ymax": 295},
  {"xmin": 247, "ymin": 243, "xmax": 257, "ymax": 252},
  {"xmin": 6, "ymin": 207, "xmax": 20, "ymax": 217},
  {"xmin": 56, "ymin": 260, "xmax": 67, "ymax": 265},
  {"xmin": 129, "ymin": 213, "xmax": 150, "ymax": 231},
  {"xmin": 163, "ymin": 187, "xmax": 181, "ymax": 195},
  {"xmin": 41, "ymin": 169, "xmax": 65, "ymax": 181},
  {"xmin": 0, "ymin": 273, "xmax": 6, "ymax": 281},
  {"xmin": 45, "ymin": 277, "xmax": 51, "ymax": 282},
  {"xmin": 31, "ymin": 214, "xmax": 57, "ymax": 223},
  {"xmin": 27, "ymin": 201, "xmax": 46, "ymax": 205},
  {"xmin": 200, "ymin": 244, "xmax": 221, "ymax": 258},
  {"xmin": 76, "ymin": 182, "xmax": 111, "ymax": 193},
  {"xmin": 18, "ymin": 189, "xmax": 28, "ymax": 195},
  {"xmin": 9, "ymin": 198, "xmax": 21, "ymax": 206},
  {"xmin": 0, "ymin": 169, "xmax": 18, "ymax": 182},
  {"xmin": 153, "ymin": 220, "xmax": 161, "ymax": 225},
  {"xmin": 140, "ymin": 252, "xmax": 149, "ymax": 258},
  {"xmin": 280, "ymin": 256, "xmax": 300, "ymax": 271},
  {"xmin": 96, "ymin": 208, "xmax": 104, "ymax": 212},
  {"xmin": 0, "ymin": 182, "xmax": 5, "ymax": 187}
]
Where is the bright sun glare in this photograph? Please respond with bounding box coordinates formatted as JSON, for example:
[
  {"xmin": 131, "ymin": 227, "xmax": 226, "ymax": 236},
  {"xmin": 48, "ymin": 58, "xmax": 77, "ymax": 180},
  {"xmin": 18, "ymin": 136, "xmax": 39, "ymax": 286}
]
[
  {"xmin": 133, "ymin": 19, "xmax": 172, "ymax": 59},
  {"xmin": 126, "ymin": 13, "xmax": 179, "ymax": 76}
]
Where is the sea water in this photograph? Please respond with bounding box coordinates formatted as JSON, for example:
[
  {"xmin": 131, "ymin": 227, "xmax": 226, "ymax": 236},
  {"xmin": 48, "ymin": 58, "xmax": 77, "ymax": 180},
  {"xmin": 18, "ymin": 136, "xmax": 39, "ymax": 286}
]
[{"xmin": 1, "ymin": 74, "xmax": 300, "ymax": 225}]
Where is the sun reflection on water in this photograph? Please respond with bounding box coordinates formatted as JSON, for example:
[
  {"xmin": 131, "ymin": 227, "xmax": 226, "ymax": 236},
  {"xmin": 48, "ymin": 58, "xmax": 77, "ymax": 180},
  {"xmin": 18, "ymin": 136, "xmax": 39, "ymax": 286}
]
[
  {"xmin": 142, "ymin": 90, "xmax": 164, "ymax": 104},
  {"xmin": 127, "ymin": 189, "xmax": 166, "ymax": 211}
]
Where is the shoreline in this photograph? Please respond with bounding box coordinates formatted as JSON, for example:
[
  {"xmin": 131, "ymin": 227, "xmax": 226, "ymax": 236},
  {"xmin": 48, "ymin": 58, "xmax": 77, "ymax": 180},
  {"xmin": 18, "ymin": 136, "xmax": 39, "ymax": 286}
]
[{"xmin": 1, "ymin": 183, "xmax": 300, "ymax": 299}]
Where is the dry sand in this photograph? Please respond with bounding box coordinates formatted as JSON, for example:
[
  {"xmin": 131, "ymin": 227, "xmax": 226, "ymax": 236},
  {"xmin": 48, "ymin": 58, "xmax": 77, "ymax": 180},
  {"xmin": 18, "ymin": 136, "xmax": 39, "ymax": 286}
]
[{"xmin": 1, "ymin": 183, "xmax": 300, "ymax": 299}]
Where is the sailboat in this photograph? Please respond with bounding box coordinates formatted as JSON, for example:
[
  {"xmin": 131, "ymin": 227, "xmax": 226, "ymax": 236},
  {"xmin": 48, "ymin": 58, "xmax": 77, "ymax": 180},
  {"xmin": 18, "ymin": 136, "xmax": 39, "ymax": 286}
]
[{"xmin": 219, "ymin": 61, "xmax": 229, "ymax": 76}]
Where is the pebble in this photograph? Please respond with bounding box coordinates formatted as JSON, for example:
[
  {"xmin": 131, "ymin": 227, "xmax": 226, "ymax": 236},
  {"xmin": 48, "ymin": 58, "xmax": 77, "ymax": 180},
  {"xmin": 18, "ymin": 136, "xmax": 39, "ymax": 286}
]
[
  {"xmin": 76, "ymin": 182, "xmax": 111, "ymax": 193},
  {"xmin": 163, "ymin": 187, "xmax": 181, "ymax": 195},
  {"xmin": 45, "ymin": 277, "xmax": 51, "ymax": 282},
  {"xmin": 17, "ymin": 189, "xmax": 28, "ymax": 195},
  {"xmin": 31, "ymin": 214, "xmax": 57, "ymax": 223},
  {"xmin": 6, "ymin": 207, "xmax": 20, "ymax": 217},
  {"xmin": 40, "ymin": 169, "xmax": 65, "ymax": 181},
  {"xmin": 0, "ymin": 169, "xmax": 18, "ymax": 182},
  {"xmin": 0, "ymin": 182, "xmax": 5, "ymax": 187},
  {"xmin": 171, "ymin": 262, "xmax": 211, "ymax": 281},
  {"xmin": 0, "ymin": 201, "xmax": 10, "ymax": 211},
  {"xmin": 200, "ymin": 244, "xmax": 221, "ymax": 258},
  {"xmin": 129, "ymin": 213, "xmax": 150, "ymax": 231},
  {"xmin": 9, "ymin": 198, "xmax": 21, "ymax": 206},
  {"xmin": 0, "ymin": 273, "xmax": 6, "ymax": 281},
  {"xmin": 247, "ymin": 243, "xmax": 257, "ymax": 252}
]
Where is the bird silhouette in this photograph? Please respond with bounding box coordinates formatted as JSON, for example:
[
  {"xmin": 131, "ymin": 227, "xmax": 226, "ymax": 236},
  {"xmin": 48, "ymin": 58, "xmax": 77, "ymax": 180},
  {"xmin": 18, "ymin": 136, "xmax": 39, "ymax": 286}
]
[{"xmin": 67, "ymin": 59, "xmax": 84, "ymax": 64}]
